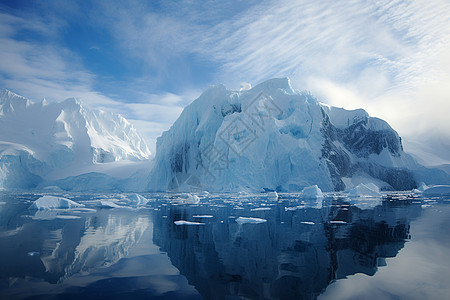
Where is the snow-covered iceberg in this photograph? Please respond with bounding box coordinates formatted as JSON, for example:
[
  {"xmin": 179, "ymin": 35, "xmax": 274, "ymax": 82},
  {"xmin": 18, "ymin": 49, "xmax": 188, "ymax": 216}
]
[
  {"xmin": 147, "ymin": 78, "xmax": 448, "ymax": 193},
  {"xmin": 29, "ymin": 195, "xmax": 84, "ymax": 210},
  {"xmin": 0, "ymin": 88, "xmax": 150, "ymax": 190}
]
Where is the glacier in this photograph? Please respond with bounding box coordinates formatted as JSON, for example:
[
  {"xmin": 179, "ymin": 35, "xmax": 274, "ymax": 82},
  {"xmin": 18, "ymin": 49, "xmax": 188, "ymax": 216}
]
[
  {"xmin": 0, "ymin": 89, "xmax": 150, "ymax": 190},
  {"xmin": 147, "ymin": 78, "xmax": 449, "ymax": 192}
]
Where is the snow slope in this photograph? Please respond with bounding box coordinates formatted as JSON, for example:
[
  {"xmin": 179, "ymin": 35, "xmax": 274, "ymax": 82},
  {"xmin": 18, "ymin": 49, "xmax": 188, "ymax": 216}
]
[
  {"xmin": 148, "ymin": 78, "xmax": 449, "ymax": 192},
  {"xmin": 0, "ymin": 89, "xmax": 151, "ymax": 190}
]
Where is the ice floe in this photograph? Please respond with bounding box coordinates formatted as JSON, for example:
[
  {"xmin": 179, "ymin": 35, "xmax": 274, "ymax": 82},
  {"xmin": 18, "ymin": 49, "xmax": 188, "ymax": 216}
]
[{"xmin": 29, "ymin": 195, "xmax": 84, "ymax": 210}]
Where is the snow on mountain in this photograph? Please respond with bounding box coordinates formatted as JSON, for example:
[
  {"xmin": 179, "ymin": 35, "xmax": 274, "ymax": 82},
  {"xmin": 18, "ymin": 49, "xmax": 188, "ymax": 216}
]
[
  {"xmin": 0, "ymin": 89, "xmax": 151, "ymax": 190},
  {"xmin": 148, "ymin": 78, "xmax": 449, "ymax": 192}
]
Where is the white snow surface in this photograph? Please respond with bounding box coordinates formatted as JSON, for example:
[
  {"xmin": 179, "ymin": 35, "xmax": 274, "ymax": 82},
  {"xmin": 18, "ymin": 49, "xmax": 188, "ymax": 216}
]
[
  {"xmin": 29, "ymin": 195, "xmax": 84, "ymax": 210},
  {"xmin": 0, "ymin": 88, "xmax": 151, "ymax": 190}
]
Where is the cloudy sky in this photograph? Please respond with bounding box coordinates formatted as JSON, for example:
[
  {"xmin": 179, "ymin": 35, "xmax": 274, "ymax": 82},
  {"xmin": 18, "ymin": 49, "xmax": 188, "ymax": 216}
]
[{"xmin": 1, "ymin": 0, "xmax": 449, "ymax": 164}]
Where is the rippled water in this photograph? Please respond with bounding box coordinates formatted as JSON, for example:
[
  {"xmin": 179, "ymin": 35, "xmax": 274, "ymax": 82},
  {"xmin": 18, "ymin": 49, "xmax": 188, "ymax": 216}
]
[{"xmin": 0, "ymin": 192, "xmax": 449, "ymax": 300}]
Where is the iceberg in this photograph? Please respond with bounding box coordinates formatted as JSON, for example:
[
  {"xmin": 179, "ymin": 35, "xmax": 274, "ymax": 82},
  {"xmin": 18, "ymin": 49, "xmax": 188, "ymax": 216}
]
[
  {"xmin": 148, "ymin": 78, "xmax": 442, "ymax": 193},
  {"xmin": 423, "ymin": 185, "xmax": 450, "ymax": 197},
  {"xmin": 29, "ymin": 195, "xmax": 84, "ymax": 210}
]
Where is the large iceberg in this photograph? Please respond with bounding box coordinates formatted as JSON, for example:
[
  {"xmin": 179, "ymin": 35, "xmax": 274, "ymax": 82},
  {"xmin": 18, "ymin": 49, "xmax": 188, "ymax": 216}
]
[{"xmin": 147, "ymin": 78, "xmax": 449, "ymax": 192}]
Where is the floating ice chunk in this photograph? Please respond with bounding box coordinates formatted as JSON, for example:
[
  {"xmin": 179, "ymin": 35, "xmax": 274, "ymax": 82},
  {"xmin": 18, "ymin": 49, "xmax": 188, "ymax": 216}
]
[
  {"xmin": 179, "ymin": 193, "xmax": 200, "ymax": 204},
  {"xmin": 285, "ymin": 206, "xmax": 304, "ymax": 211},
  {"xmin": 330, "ymin": 220, "xmax": 347, "ymax": 224},
  {"xmin": 56, "ymin": 215, "xmax": 81, "ymax": 220},
  {"xmin": 29, "ymin": 195, "xmax": 84, "ymax": 210},
  {"xmin": 126, "ymin": 194, "xmax": 149, "ymax": 207},
  {"xmin": 235, "ymin": 217, "xmax": 267, "ymax": 224},
  {"xmin": 301, "ymin": 185, "xmax": 324, "ymax": 199},
  {"xmin": 96, "ymin": 200, "xmax": 122, "ymax": 209},
  {"xmin": 348, "ymin": 183, "xmax": 381, "ymax": 197},
  {"xmin": 193, "ymin": 215, "xmax": 214, "ymax": 218},
  {"xmin": 251, "ymin": 207, "xmax": 272, "ymax": 211},
  {"xmin": 174, "ymin": 220, "xmax": 205, "ymax": 226},
  {"xmin": 423, "ymin": 185, "xmax": 450, "ymax": 197},
  {"xmin": 267, "ymin": 191, "xmax": 278, "ymax": 201}
]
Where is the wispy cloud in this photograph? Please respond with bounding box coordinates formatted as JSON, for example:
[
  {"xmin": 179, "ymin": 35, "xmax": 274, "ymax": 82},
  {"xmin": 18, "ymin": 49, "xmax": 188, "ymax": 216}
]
[
  {"xmin": 189, "ymin": 0, "xmax": 450, "ymax": 161},
  {"xmin": 1, "ymin": 0, "xmax": 449, "ymax": 161}
]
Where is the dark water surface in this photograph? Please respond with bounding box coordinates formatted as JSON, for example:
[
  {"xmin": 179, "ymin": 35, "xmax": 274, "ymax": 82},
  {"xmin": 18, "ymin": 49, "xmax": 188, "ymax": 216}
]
[{"xmin": 0, "ymin": 192, "xmax": 449, "ymax": 300}]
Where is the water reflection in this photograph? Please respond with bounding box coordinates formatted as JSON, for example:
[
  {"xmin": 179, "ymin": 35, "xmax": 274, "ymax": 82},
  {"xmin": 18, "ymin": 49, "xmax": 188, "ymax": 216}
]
[
  {"xmin": 152, "ymin": 196, "xmax": 422, "ymax": 300},
  {"xmin": 0, "ymin": 192, "xmax": 441, "ymax": 299}
]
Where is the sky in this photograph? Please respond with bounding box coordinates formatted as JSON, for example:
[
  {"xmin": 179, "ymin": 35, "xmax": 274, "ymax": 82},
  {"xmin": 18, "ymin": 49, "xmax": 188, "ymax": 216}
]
[{"xmin": 0, "ymin": 0, "xmax": 449, "ymax": 164}]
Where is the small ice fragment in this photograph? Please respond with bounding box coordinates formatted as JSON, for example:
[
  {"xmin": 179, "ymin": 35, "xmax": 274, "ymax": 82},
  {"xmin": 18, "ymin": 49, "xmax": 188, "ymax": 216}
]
[
  {"xmin": 56, "ymin": 215, "xmax": 81, "ymax": 220},
  {"xmin": 29, "ymin": 196, "xmax": 84, "ymax": 210},
  {"xmin": 251, "ymin": 207, "xmax": 272, "ymax": 211},
  {"xmin": 235, "ymin": 217, "xmax": 267, "ymax": 224},
  {"xmin": 97, "ymin": 200, "xmax": 121, "ymax": 209},
  {"xmin": 174, "ymin": 220, "xmax": 205, "ymax": 225},
  {"xmin": 330, "ymin": 220, "xmax": 347, "ymax": 224}
]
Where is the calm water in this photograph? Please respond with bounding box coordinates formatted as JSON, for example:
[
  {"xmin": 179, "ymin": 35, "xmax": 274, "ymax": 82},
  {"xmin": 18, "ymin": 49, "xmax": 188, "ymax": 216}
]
[{"xmin": 0, "ymin": 192, "xmax": 449, "ymax": 300}]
